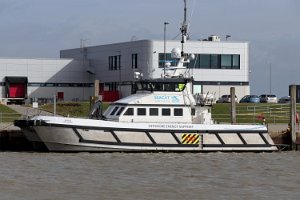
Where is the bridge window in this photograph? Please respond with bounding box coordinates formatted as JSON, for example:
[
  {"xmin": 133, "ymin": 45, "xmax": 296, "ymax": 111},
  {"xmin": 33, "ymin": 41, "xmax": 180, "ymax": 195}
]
[
  {"xmin": 174, "ymin": 108, "xmax": 183, "ymax": 116},
  {"xmin": 162, "ymin": 108, "xmax": 171, "ymax": 116},
  {"xmin": 116, "ymin": 107, "xmax": 125, "ymax": 116},
  {"xmin": 123, "ymin": 108, "xmax": 134, "ymax": 116},
  {"xmin": 150, "ymin": 108, "xmax": 159, "ymax": 116},
  {"xmin": 137, "ymin": 108, "xmax": 146, "ymax": 116},
  {"xmin": 110, "ymin": 106, "xmax": 119, "ymax": 115}
]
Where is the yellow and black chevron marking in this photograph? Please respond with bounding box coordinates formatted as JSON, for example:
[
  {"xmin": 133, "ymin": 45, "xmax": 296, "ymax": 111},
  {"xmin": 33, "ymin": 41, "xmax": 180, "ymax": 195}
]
[{"xmin": 181, "ymin": 134, "xmax": 200, "ymax": 144}]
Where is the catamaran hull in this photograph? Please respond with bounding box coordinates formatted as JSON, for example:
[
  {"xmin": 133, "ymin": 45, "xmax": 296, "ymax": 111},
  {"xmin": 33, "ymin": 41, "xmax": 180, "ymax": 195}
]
[{"xmin": 15, "ymin": 117, "xmax": 278, "ymax": 152}]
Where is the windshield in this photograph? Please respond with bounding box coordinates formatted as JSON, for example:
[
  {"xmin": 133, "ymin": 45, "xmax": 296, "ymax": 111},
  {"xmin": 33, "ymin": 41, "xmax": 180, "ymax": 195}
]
[{"xmin": 134, "ymin": 81, "xmax": 186, "ymax": 92}]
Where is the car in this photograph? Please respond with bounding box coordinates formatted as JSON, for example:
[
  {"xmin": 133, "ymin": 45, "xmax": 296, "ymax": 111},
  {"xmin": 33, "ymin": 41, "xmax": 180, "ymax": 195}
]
[
  {"xmin": 278, "ymin": 96, "xmax": 290, "ymax": 104},
  {"xmin": 239, "ymin": 95, "xmax": 260, "ymax": 103},
  {"xmin": 259, "ymin": 94, "xmax": 277, "ymax": 103},
  {"xmin": 216, "ymin": 95, "xmax": 238, "ymax": 103}
]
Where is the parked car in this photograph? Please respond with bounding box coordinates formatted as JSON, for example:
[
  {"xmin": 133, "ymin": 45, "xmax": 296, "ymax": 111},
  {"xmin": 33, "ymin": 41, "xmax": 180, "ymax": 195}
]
[
  {"xmin": 278, "ymin": 96, "xmax": 290, "ymax": 104},
  {"xmin": 239, "ymin": 95, "xmax": 260, "ymax": 103},
  {"xmin": 216, "ymin": 95, "xmax": 238, "ymax": 103},
  {"xmin": 259, "ymin": 94, "xmax": 277, "ymax": 103}
]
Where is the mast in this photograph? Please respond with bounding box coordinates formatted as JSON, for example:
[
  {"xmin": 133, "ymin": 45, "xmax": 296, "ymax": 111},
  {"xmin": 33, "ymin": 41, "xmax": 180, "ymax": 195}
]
[{"xmin": 180, "ymin": 0, "xmax": 188, "ymax": 56}]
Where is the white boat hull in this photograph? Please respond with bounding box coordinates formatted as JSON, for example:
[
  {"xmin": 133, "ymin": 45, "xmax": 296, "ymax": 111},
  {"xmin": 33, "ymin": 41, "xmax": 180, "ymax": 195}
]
[{"xmin": 15, "ymin": 116, "xmax": 278, "ymax": 152}]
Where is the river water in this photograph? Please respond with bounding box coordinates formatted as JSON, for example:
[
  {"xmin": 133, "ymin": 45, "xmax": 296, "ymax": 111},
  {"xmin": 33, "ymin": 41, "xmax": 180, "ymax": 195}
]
[{"xmin": 0, "ymin": 152, "xmax": 300, "ymax": 200}]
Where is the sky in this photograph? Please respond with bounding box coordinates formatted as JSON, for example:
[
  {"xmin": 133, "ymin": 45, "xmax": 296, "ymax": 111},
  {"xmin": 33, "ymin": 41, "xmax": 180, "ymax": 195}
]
[{"xmin": 0, "ymin": 0, "xmax": 299, "ymax": 98}]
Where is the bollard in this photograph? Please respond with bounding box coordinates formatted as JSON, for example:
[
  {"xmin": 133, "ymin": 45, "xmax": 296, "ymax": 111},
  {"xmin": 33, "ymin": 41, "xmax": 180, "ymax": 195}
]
[
  {"xmin": 290, "ymin": 85, "xmax": 297, "ymax": 150},
  {"xmin": 230, "ymin": 87, "xmax": 236, "ymax": 124}
]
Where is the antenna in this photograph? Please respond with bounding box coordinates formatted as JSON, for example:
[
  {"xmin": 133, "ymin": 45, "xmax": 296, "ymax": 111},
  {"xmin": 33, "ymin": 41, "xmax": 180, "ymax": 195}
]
[{"xmin": 180, "ymin": 0, "xmax": 188, "ymax": 56}]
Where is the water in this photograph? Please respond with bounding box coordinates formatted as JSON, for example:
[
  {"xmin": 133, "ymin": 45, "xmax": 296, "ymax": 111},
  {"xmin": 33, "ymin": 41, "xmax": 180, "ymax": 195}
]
[{"xmin": 1, "ymin": 152, "xmax": 300, "ymax": 200}]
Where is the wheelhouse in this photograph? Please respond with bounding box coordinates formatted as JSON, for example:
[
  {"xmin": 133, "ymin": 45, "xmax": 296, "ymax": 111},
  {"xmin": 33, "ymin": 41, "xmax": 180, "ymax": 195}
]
[{"xmin": 132, "ymin": 78, "xmax": 190, "ymax": 93}]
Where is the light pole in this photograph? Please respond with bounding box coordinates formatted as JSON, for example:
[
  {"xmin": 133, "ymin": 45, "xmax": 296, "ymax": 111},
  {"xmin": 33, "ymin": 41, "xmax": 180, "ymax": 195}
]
[
  {"xmin": 269, "ymin": 63, "xmax": 272, "ymax": 94},
  {"xmin": 164, "ymin": 22, "xmax": 169, "ymax": 77}
]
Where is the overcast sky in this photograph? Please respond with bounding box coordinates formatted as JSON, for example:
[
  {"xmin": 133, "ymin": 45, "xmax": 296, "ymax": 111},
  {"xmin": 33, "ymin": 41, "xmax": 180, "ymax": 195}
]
[{"xmin": 0, "ymin": 0, "xmax": 299, "ymax": 97}]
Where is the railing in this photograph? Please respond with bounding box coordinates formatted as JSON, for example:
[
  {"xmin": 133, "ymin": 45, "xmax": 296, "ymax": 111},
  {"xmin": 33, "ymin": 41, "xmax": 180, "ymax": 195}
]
[{"xmin": 212, "ymin": 104, "xmax": 295, "ymax": 124}]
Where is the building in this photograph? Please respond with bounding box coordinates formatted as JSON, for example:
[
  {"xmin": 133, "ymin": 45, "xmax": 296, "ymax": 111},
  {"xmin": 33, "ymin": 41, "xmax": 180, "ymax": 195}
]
[
  {"xmin": 0, "ymin": 38, "xmax": 250, "ymax": 103},
  {"xmin": 0, "ymin": 58, "xmax": 93, "ymax": 104},
  {"xmin": 61, "ymin": 38, "xmax": 250, "ymax": 100}
]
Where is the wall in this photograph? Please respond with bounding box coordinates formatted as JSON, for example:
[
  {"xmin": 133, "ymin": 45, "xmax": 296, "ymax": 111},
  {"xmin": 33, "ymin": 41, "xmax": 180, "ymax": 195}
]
[
  {"xmin": 0, "ymin": 58, "xmax": 93, "ymax": 101},
  {"xmin": 61, "ymin": 40, "xmax": 249, "ymax": 100}
]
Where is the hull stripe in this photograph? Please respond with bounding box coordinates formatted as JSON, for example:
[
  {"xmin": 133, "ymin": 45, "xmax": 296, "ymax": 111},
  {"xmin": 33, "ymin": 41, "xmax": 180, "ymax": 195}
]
[{"xmin": 145, "ymin": 132, "xmax": 156, "ymax": 144}]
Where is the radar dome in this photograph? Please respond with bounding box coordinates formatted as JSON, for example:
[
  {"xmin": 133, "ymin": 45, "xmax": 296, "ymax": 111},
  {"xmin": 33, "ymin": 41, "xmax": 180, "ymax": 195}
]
[
  {"xmin": 189, "ymin": 54, "xmax": 195, "ymax": 60},
  {"xmin": 171, "ymin": 48, "xmax": 181, "ymax": 59}
]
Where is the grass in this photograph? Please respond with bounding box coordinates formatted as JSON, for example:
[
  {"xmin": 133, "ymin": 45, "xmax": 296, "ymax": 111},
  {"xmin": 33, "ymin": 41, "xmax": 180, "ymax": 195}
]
[
  {"xmin": 41, "ymin": 102, "xmax": 294, "ymax": 124},
  {"xmin": 40, "ymin": 101, "xmax": 110, "ymax": 118},
  {"xmin": 1, "ymin": 101, "xmax": 295, "ymax": 124},
  {"xmin": 212, "ymin": 103, "xmax": 294, "ymax": 124},
  {"xmin": 0, "ymin": 104, "xmax": 21, "ymax": 122}
]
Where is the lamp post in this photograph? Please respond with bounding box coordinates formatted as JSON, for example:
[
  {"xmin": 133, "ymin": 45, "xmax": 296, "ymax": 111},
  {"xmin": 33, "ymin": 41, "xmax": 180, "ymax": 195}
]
[{"xmin": 164, "ymin": 22, "xmax": 169, "ymax": 77}]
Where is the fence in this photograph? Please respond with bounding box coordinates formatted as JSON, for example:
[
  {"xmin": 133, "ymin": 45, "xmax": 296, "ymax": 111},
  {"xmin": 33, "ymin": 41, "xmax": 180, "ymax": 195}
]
[{"xmin": 212, "ymin": 104, "xmax": 296, "ymax": 124}]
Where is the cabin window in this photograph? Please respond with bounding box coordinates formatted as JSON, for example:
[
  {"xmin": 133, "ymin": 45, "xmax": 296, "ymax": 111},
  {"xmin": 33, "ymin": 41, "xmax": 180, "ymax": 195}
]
[
  {"xmin": 174, "ymin": 108, "xmax": 183, "ymax": 116},
  {"xmin": 191, "ymin": 108, "xmax": 195, "ymax": 116},
  {"xmin": 116, "ymin": 107, "xmax": 125, "ymax": 116},
  {"xmin": 110, "ymin": 106, "xmax": 119, "ymax": 115},
  {"xmin": 162, "ymin": 108, "xmax": 171, "ymax": 116},
  {"xmin": 150, "ymin": 108, "xmax": 158, "ymax": 116},
  {"xmin": 137, "ymin": 108, "xmax": 146, "ymax": 116},
  {"xmin": 123, "ymin": 108, "xmax": 134, "ymax": 116}
]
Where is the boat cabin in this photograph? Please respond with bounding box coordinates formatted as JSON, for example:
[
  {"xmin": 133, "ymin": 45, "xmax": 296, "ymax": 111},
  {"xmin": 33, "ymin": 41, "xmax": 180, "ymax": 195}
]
[{"xmin": 90, "ymin": 78, "xmax": 212, "ymax": 124}]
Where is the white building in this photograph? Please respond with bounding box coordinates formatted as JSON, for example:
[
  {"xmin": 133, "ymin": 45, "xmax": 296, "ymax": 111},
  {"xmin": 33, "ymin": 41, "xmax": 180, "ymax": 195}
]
[
  {"xmin": 61, "ymin": 39, "xmax": 250, "ymax": 100},
  {"xmin": 0, "ymin": 38, "xmax": 250, "ymax": 103},
  {"xmin": 0, "ymin": 58, "xmax": 93, "ymax": 103}
]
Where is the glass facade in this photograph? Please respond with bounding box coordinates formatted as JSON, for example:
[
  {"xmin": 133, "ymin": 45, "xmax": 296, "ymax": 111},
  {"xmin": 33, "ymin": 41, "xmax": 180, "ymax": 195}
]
[{"xmin": 159, "ymin": 53, "xmax": 240, "ymax": 69}]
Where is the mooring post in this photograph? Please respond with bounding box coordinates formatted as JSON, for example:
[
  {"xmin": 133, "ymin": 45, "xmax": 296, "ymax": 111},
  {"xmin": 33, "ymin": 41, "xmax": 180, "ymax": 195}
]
[
  {"xmin": 53, "ymin": 94, "xmax": 56, "ymax": 116},
  {"xmin": 230, "ymin": 87, "xmax": 236, "ymax": 124},
  {"xmin": 90, "ymin": 80, "xmax": 99, "ymax": 110},
  {"xmin": 290, "ymin": 84, "xmax": 297, "ymax": 150},
  {"xmin": 94, "ymin": 80, "xmax": 99, "ymax": 98}
]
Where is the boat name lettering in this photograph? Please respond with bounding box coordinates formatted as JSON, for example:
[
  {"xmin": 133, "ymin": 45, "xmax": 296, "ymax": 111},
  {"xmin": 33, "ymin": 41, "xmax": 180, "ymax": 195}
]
[
  {"xmin": 148, "ymin": 124, "xmax": 193, "ymax": 129},
  {"xmin": 64, "ymin": 119, "xmax": 72, "ymax": 123},
  {"xmin": 154, "ymin": 95, "xmax": 180, "ymax": 103}
]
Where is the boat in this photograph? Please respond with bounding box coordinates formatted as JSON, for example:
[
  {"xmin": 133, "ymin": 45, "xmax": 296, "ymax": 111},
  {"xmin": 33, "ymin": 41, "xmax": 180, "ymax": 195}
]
[{"xmin": 14, "ymin": 0, "xmax": 277, "ymax": 152}]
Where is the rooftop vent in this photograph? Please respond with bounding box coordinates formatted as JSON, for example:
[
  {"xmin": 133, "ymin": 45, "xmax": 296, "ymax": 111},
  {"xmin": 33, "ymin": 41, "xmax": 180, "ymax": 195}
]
[{"xmin": 208, "ymin": 35, "xmax": 221, "ymax": 42}]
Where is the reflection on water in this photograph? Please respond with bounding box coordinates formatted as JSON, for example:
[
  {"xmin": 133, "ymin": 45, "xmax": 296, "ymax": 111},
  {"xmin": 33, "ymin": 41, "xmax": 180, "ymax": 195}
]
[{"xmin": 0, "ymin": 152, "xmax": 300, "ymax": 200}]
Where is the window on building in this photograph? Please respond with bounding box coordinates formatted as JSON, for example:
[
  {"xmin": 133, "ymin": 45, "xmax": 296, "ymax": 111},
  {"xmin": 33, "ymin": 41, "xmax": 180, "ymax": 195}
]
[
  {"xmin": 162, "ymin": 108, "xmax": 171, "ymax": 116},
  {"xmin": 106, "ymin": 82, "xmax": 118, "ymax": 91},
  {"xmin": 210, "ymin": 54, "xmax": 220, "ymax": 69},
  {"xmin": 174, "ymin": 108, "xmax": 183, "ymax": 116},
  {"xmin": 158, "ymin": 53, "xmax": 178, "ymax": 68},
  {"xmin": 188, "ymin": 54, "xmax": 199, "ymax": 68},
  {"xmin": 158, "ymin": 53, "xmax": 241, "ymax": 70},
  {"xmin": 132, "ymin": 53, "xmax": 138, "ymax": 69},
  {"xmin": 123, "ymin": 108, "xmax": 134, "ymax": 116},
  {"xmin": 221, "ymin": 55, "xmax": 232, "ymax": 69},
  {"xmin": 137, "ymin": 108, "xmax": 146, "ymax": 116},
  {"xmin": 109, "ymin": 55, "xmax": 121, "ymax": 70},
  {"xmin": 199, "ymin": 54, "xmax": 210, "ymax": 68},
  {"xmin": 232, "ymin": 55, "xmax": 240, "ymax": 69},
  {"xmin": 149, "ymin": 108, "xmax": 159, "ymax": 116}
]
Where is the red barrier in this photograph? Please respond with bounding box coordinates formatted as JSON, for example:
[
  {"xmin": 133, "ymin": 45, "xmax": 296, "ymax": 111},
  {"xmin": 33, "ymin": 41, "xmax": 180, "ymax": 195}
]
[{"xmin": 100, "ymin": 91, "xmax": 120, "ymax": 102}]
